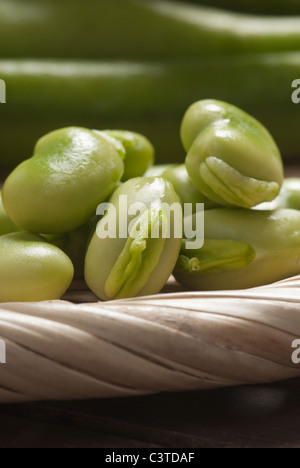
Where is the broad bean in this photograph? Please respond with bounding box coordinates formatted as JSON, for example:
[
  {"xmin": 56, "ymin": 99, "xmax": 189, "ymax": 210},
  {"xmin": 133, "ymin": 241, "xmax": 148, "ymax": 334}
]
[
  {"xmin": 85, "ymin": 177, "xmax": 182, "ymax": 301},
  {"xmin": 0, "ymin": 232, "xmax": 74, "ymax": 302},
  {"xmin": 174, "ymin": 208, "xmax": 300, "ymax": 290},
  {"xmin": 2, "ymin": 127, "xmax": 124, "ymax": 234},
  {"xmin": 182, "ymin": 100, "xmax": 284, "ymax": 208}
]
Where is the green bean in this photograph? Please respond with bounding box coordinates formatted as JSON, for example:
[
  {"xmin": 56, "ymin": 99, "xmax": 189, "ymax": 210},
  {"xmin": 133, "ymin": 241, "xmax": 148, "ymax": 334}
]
[
  {"xmin": 174, "ymin": 208, "xmax": 300, "ymax": 291},
  {"xmin": 183, "ymin": 100, "xmax": 284, "ymax": 208},
  {"xmin": 0, "ymin": 232, "xmax": 74, "ymax": 302},
  {"xmin": 2, "ymin": 127, "xmax": 124, "ymax": 234},
  {"xmin": 85, "ymin": 177, "xmax": 182, "ymax": 301}
]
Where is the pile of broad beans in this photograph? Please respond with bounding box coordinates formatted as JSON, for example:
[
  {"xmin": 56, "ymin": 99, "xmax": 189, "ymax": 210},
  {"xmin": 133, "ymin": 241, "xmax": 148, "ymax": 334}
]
[{"xmin": 1, "ymin": 99, "xmax": 300, "ymax": 301}]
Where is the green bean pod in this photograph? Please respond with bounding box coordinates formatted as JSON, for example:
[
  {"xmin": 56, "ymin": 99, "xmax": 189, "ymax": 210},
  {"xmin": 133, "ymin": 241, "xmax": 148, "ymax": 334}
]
[
  {"xmin": 85, "ymin": 177, "xmax": 182, "ymax": 301},
  {"xmin": 183, "ymin": 100, "xmax": 284, "ymax": 208},
  {"xmin": 0, "ymin": 232, "xmax": 74, "ymax": 302},
  {"xmin": 2, "ymin": 127, "xmax": 124, "ymax": 234},
  {"xmin": 174, "ymin": 208, "xmax": 300, "ymax": 291},
  {"xmin": 3, "ymin": 0, "xmax": 300, "ymax": 59},
  {"xmin": 1, "ymin": 55, "xmax": 300, "ymax": 168}
]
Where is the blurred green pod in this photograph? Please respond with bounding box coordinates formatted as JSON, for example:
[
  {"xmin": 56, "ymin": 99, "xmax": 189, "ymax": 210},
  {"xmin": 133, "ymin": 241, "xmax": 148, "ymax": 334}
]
[
  {"xmin": 0, "ymin": 232, "xmax": 74, "ymax": 302},
  {"xmin": 85, "ymin": 177, "xmax": 182, "ymax": 301},
  {"xmin": 182, "ymin": 100, "xmax": 284, "ymax": 208},
  {"xmin": 3, "ymin": 0, "xmax": 300, "ymax": 59},
  {"xmin": 174, "ymin": 208, "xmax": 300, "ymax": 291},
  {"xmin": 2, "ymin": 127, "xmax": 124, "ymax": 234}
]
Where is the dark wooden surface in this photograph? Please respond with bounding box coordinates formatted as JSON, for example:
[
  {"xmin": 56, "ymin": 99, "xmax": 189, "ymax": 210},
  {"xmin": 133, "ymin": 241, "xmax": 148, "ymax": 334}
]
[{"xmin": 1, "ymin": 378, "xmax": 300, "ymax": 448}]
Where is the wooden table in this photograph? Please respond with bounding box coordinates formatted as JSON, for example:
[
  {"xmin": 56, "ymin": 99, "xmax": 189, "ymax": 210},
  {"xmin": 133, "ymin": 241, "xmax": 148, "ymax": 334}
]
[{"xmin": 1, "ymin": 378, "xmax": 300, "ymax": 448}]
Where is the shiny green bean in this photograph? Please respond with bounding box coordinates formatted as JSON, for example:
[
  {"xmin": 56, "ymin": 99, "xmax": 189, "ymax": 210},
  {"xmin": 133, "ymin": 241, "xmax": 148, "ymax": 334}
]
[
  {"xmin": 85, "ymin": 177, "xmax": 182, "ymax": 301},
  {"xmin": 182, "ymin": 100, "xmax": 284, "ymax": 208},
  {"xmin": 0, "ymin": 232, "xmax": 74, "ymax": 302},
  {"xmin": 174, "ymin": 208, "xmax": 300, "ymax": 290},
  {"xmin": 2, "ymin": 127, "xmax": 124, "ymax": 234}
]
